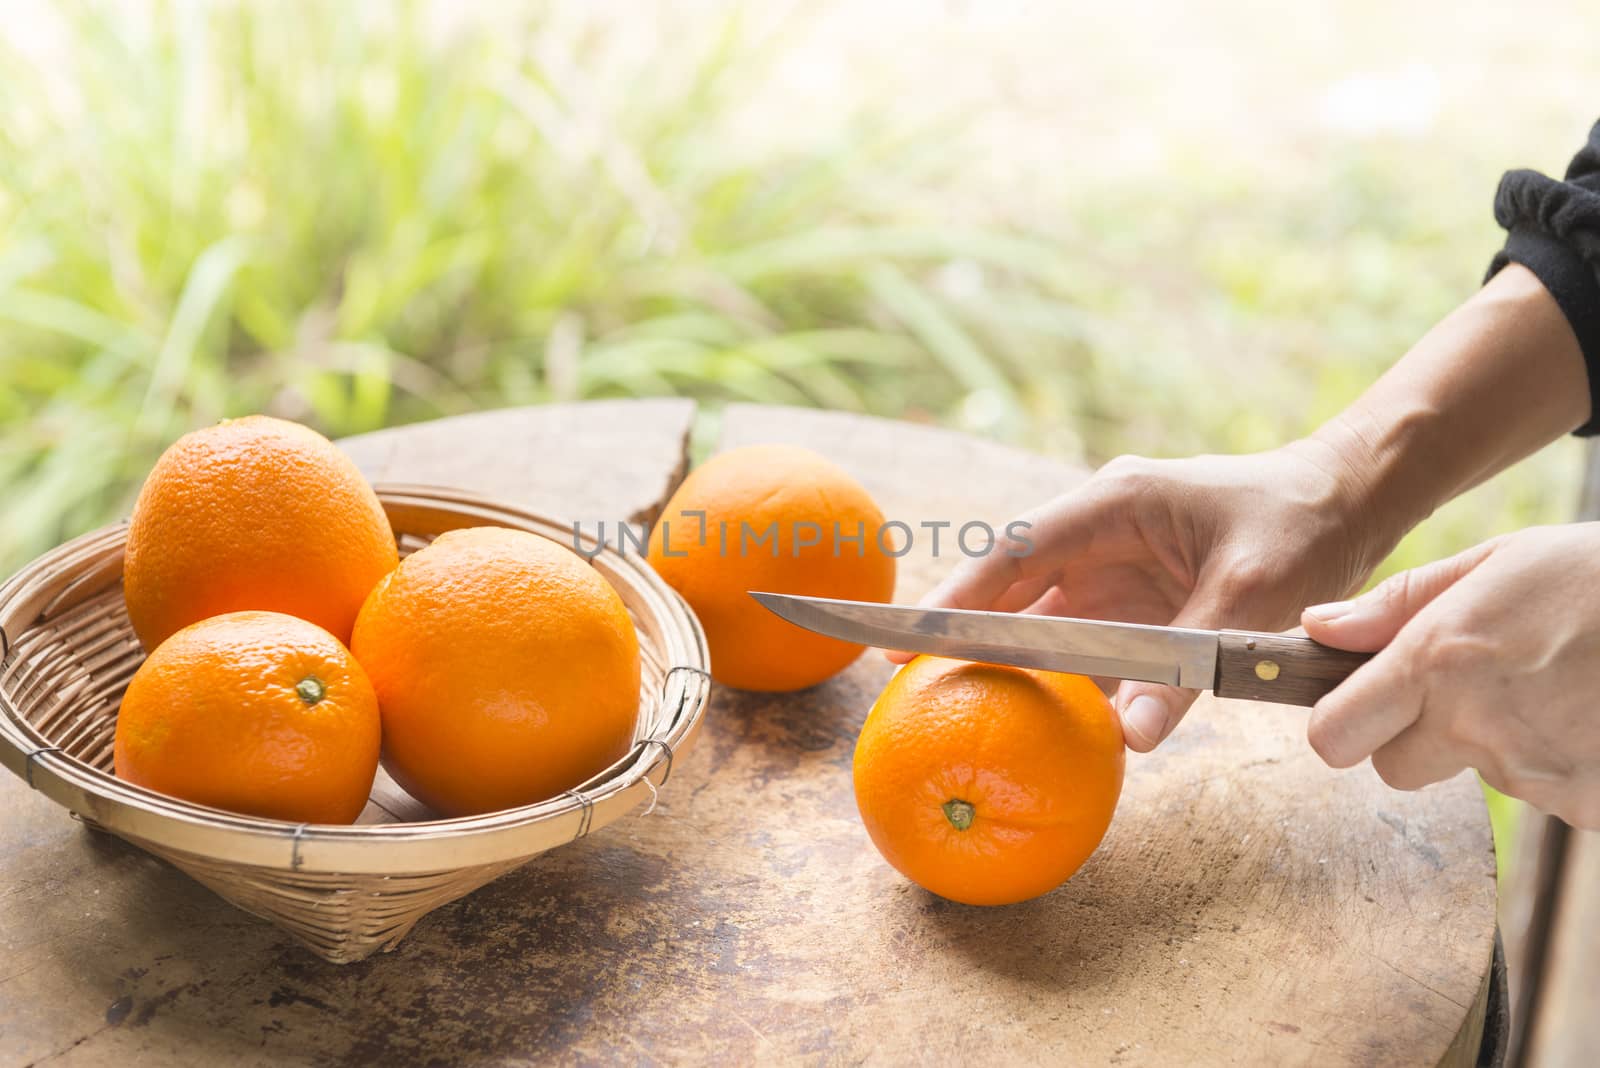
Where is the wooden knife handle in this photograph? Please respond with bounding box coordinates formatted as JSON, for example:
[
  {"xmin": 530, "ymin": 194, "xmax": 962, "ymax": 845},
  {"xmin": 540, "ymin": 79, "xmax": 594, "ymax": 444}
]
[{"xmin": 1212, "ymin": 630, "xmax": 1373, "ymax": 707}]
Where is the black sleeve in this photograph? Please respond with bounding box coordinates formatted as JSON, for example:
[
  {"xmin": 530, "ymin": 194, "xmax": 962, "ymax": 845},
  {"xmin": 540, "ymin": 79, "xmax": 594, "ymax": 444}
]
[{"xmin": 1486, "ymin": 120, "xmax": 1600, "ymax": 434}]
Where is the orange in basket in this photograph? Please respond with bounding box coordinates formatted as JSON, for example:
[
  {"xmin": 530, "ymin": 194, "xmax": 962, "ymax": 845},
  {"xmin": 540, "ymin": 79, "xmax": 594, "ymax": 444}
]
[
  {"xmin": 352, "ymin": 525, "xmax": 642, "ymax": 817},
  {"xmin": 122, "ymin": 415, "xmax": 398, "ymax": 651},
  {"xmin": 115, "ymin": 610, "xmax": 381, "ymax": 824}
]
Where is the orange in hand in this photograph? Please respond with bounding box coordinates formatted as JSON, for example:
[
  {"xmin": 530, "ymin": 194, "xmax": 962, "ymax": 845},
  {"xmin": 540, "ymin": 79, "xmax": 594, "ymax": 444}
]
[
  {"xmin": 648, "ymin": 444, "xmax": 896, "ymax": 692},
  {"xmin": 114, "ymin": 611, "xmax": 381, "ymax": 824},
  {"xmin": 853, "ymin": 655, "xmax": 1124, "ymax": 905},
  {"xmin": 351, "ymin": 526, "xmax": 641, "ymax": 817},
  {"xmin": 123, "ymin": 415, "xmax": 398, "ymax": 651}
]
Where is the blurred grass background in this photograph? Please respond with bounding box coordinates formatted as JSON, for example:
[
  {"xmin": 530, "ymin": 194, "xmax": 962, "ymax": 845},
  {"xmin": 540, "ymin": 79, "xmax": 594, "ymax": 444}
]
[{"xmin": 4, "ymin": 0, "xmax": 1598, "ymax": 863}]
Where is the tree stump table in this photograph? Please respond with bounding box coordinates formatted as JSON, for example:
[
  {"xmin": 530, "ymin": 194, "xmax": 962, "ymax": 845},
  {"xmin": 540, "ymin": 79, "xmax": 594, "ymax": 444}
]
[{"xmin": 0, "ymin": 401, "xmax": 1501, "ymax": 1065}]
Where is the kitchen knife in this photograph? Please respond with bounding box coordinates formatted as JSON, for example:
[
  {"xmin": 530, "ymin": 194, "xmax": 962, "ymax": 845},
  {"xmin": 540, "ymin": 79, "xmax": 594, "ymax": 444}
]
[{"xmin": 749, "ymin": 591, "xmax": 1372, "ymax": 706}]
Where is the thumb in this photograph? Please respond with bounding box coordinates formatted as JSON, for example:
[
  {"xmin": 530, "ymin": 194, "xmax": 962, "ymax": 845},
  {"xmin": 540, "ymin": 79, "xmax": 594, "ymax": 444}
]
[
  {"xmin": 1115, "ymin": 592, "xmax": 1228, "ymax": 753},
  {"xmin": 1116, "ymin": 680, "xmax": 1199, "ymax": 753},
  {"xmin": 1301, "ymin": 539, "xmax": 1500, "ymax": 652}
]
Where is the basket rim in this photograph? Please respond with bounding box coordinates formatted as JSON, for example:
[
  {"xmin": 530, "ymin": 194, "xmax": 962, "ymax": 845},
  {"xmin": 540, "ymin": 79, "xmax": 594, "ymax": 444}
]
[{"xmin": 0, "ymin": 483, "xmax": 711, "ymax": 875}]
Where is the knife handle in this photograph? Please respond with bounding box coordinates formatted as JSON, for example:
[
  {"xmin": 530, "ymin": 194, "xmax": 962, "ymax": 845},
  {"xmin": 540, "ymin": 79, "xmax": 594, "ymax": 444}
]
[{"xmin": 1213, "ymin": 630, "xmax": 1373, "ymax": 707}]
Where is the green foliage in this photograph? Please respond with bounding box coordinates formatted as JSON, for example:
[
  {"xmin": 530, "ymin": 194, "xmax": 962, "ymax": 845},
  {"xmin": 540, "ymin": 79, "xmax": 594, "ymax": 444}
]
[{"xmin": 0, "ymin": 2, "xmax": 1043, "ymax": 565}]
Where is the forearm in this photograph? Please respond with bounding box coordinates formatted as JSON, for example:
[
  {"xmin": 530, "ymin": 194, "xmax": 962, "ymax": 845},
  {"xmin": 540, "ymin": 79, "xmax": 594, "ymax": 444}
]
[{"xmin": 1297, "ymin": 263, "xmax": 1588, "ymax": 553}]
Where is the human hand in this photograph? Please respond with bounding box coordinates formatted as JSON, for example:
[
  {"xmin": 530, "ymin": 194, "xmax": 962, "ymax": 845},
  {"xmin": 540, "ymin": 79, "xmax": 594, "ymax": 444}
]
[
  {"xmin": 896, "ymin": 442, "xmax": 1401, "ymax": 751},
  {"xmin": 1303, "ymin": 524, "xmax": 1600, "ymax": 829}
]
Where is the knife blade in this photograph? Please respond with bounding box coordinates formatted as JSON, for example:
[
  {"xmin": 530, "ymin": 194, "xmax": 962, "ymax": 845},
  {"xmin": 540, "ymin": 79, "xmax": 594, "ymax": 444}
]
[{"xmin": 748, "ymin": 591, "xmax": 1373, "ymax": 707}]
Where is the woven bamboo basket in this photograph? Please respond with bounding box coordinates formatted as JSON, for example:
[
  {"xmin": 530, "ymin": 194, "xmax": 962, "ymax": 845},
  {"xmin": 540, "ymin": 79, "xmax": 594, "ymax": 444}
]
[{"xmin": 0, "ymin": 484, "xmax": 710, "ymax": 964}]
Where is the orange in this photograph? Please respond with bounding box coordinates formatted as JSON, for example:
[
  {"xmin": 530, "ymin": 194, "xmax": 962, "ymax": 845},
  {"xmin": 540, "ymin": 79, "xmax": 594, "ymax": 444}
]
[
  {"xmin": 350, "ymin": 526, "xmax": 641, "ymax": 817},
  {"xmin": 647, "ymin": 444, "xmax": 896, "ymax": 691},
  {"xmin": 114, "ymin": 611, "xmax": 381, "ymax": 824},
  {"xmin": 123, "ymin": 415, "xmax": 398, "ymax": 651},
  {"xmin": 853, "ymin": 655, "xmax": 1124, "ymax": 906}
]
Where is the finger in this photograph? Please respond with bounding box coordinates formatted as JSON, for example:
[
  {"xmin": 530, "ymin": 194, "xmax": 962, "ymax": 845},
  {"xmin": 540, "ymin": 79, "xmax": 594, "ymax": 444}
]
[
  {"xmin": 917, "ymin": 490, "xmax": 1115, "ymax": 612},
  {"xmin": 1116, "ymin": 680, "xmax": 1199, "ymax": 752},
  {"xmin": 1019, "ymin": 584, "xmax": 1071, "ymax": 617},
  {"xmin": 889, "ymin": 490, "xmax": 1111, "ymax": 665},
  {"xmin": 1306, "ymin": 642, "xmax": 1425, "ymax": 769},
  {"xmin": 997, "ymin": 572, "xmax": 1063, "ymax": 614},
  {"xmin": 1368, "ymin": 716, "xmax": 1471, "ymax": 791},
  {"xmin": 1301, "ymin": 540, "xmax": 1499, "ymax": 652},
  {"xmin": 1551, "ymin": 785, "xmax": 1600, "ymax": 832},
  {"xmin": 1113, "ymin": 591, "xmax": 1226, "ymax": 751}
]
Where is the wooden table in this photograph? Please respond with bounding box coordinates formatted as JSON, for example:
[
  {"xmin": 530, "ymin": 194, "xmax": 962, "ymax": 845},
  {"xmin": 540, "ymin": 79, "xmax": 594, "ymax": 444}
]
[{"xmin": 0, "ymin": 402, "xmax": 1500, "ymax": 1066}]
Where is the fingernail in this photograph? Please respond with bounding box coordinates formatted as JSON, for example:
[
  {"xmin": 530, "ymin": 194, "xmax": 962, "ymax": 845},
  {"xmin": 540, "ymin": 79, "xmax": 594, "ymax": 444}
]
[
  {"xmin": 1304, "ymin": 600, "xmax": 1356, "ymax": 623},
  {"xmin": 1122, "ymin": 694, "xmax": 1168, "ymax": 747}
]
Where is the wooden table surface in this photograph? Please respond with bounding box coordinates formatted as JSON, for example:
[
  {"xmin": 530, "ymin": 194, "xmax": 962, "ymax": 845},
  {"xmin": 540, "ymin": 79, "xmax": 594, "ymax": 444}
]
[{"xmin": 0, "ymin": 401, "xmax": 1499, "ymax": 1066}]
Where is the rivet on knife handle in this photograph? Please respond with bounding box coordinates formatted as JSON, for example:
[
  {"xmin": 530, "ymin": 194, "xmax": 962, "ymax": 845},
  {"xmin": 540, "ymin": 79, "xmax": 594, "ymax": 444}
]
[{"xmin": 1213, "ymin": 631, "xmax": 1373, "ymax": 707}]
